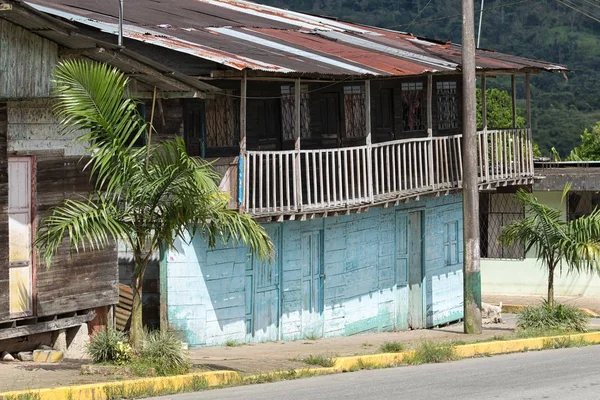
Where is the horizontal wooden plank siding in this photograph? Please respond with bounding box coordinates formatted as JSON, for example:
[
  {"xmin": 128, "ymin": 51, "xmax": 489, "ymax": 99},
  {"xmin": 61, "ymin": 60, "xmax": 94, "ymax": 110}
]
[
  {"xmin": 0, "ymin": 103, "xmax": 9, "ymax": 321},
  {"xmin": 0, "ymin": 20, "xmax": 58, "ymax": 99},
  {"xmin": 34, "ymin": 156, "xmax": 118, "ymax": 317}
]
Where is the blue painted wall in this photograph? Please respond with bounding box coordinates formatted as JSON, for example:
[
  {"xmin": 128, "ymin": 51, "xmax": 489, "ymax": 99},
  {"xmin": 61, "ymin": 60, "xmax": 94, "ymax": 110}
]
[{"xmin": 165, "ymin": 194, "xmax": 464, "ymax": 347}]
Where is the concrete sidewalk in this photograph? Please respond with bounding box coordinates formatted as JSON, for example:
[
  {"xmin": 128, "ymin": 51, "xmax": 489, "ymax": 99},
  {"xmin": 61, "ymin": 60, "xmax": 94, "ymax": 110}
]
[
  {"xmin": 483, "ymin": 294, "xmax": 600, "ymax": 314},
  {"xmin": 0, "ymin": 317, "xmax": 516, "ymax": 393},
  {"xmin": 1, "ymin": 307, "xmax": 599, "ymax": 393}
]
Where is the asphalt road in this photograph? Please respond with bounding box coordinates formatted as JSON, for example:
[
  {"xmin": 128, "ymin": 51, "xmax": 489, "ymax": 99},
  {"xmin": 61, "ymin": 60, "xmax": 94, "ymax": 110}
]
[{"xmin": 149, "ymin": 346, "xmax": 600, "ymax": 400}]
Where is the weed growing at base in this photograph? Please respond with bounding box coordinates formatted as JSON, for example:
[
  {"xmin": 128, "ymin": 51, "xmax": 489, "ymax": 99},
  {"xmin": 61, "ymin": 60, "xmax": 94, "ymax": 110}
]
[
  {"xmin": 404, "ymin": 341, "xmax": 458, "ymax": 365},
  {"xmin": 303, "ymin": 354, "xmax": 336, "ymax": 368},
  {"xmin": 379, "ymin": 341, "xmax": 406, "ymax": 353}
]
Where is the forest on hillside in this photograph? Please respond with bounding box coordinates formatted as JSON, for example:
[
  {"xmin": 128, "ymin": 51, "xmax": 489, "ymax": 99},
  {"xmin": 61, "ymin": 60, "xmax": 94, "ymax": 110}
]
[{"xmin": 256, "ymin": 0, "xmax": 600, "ymax": 157}]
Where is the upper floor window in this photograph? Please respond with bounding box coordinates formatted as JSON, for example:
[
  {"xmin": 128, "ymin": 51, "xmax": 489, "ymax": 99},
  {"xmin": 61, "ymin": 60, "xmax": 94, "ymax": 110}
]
[
  {"xmin": 205, "ymin": 91, "xmax": 238, "ymax": 148},
  {"xmin": 401, "ymin": 82, "xmax": 426, "ymax": 132},
  {"xmin": 343, "ymin": 85, "xmax": 366, "ymax": 138},
  {"xmin": 281, "ymin": 85, "xmax": 310, "ymax": 140},
  {"xmin": 436, "ymin": 81, "xmax": 459, "ymax": 130}
]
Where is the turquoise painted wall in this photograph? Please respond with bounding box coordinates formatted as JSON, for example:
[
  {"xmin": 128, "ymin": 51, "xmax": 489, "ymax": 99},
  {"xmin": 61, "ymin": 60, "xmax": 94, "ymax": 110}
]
[{"xmin": 166, "ymin": 194, "xmax": 464, "ymax": 347}]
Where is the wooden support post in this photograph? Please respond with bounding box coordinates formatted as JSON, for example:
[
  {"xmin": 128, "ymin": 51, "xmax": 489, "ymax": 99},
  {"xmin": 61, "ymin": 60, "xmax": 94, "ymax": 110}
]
[
  {"xmin": 238, "ymin": 72, "xmax": 247, "ymax": 211},
  {"xmin": 526, "ymin": 73, "xmax": 533, "ymax": 172},
  {"xmin": 461, "ymin": 0, "xmax": 482, "ymax": 334},
  {"xmin": 365, "ymin": 80, "xmax": 374, "ymax": 201},
  {"xmin": 511, "ymin": 74, "xmax": 517, "ymax": 129},
  {"xmin": 427, "ymin": 74, "xmax": 434, "ymax": 188},
  {"xmin": 481, "ymin": 74, "xmax": 489, "ymax": 182},
  {"xmin": 294, "ymin": 79, "xmax": 303, "ymax": 209}
]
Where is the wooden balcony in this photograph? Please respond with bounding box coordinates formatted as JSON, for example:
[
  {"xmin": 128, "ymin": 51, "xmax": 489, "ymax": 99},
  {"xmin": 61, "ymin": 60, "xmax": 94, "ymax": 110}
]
[{"xmin": 239, "ymin": 128, "xmax": 534, "ymax": 218}]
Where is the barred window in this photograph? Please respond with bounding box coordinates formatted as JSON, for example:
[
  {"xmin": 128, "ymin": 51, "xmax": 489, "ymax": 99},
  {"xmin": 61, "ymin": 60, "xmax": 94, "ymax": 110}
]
[
  {"xmin": 343, "ymin": 85, "xmax": 366, "ymax": 138},
  {"xmin": 401, "ymin": 82, "xmax": 426, "ymax": 132},
  {"xmin": 281, "ymin": 85, "xmax": 310, "ymax": 140},
  {"xmin": 480, "ymin": 192, "xmax": 525, "ymax": 259},
  {"xmin": 205, "ymin": 91, "xmax": 238, "ymax": 148},
  {"xmin": 436, "ymin": 81, "xmax": 459, "ymax": 130}
]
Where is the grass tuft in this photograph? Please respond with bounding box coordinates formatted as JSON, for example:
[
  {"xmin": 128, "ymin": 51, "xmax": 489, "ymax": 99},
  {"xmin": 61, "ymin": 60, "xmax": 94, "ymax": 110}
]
[
  {"xmin": 137, "ymin": 330, "xmax": 191, "ymax": 376},
  {"xmin": 303, "ymin": 354, "xmax": 336, "ymax": 368},
  {"xmin": 517, "ymin": 302, "xmax": 588, "ymax": 332},
  {"xmin": 224, "ymin": 339, "xmax": 240, "ymax": 347},
  {"xmin": 87, "ymin": 327, "xmax": 132, "ymax": 364},
  {"xmin": 379, "ymin": 341, "xmax": 406, "ymax": 353},
  {"xmin": 542, "ymin": 336, "xmax": 589, "ymax": 349},
  {"xmin": 404, "ymin": 341, "xmax": 458, "ymax": 365}
]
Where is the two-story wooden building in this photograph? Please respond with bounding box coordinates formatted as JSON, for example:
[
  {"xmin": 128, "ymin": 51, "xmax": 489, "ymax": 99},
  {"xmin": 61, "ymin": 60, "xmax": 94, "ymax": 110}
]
[{"xmin": 22, "ymin": 0, "xmax": 566, "ymax": 346}]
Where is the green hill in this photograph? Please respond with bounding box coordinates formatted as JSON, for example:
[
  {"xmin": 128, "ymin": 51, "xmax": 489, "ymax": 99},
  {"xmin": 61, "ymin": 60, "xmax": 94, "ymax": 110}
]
[{"xmin": 257, "ymin": 0, "xmax": 600, "ymax": 156}]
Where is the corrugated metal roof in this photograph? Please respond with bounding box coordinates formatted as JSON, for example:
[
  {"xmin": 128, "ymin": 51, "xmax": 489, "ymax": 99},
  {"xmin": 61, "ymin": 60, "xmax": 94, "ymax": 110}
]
[
  {"xmin": 24, "ymin": 0, "xmax": 568, "ymax": 77},
  {"xmin": 0, "ymin": 0, "xmax": 220, "ymax": 94}
]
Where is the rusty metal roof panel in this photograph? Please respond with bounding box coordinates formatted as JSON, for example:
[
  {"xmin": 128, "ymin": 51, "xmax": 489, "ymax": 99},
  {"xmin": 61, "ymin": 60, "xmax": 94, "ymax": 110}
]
[{"xmin": 24, "ymin": 0, "xmax": 568, "ymax": 77}]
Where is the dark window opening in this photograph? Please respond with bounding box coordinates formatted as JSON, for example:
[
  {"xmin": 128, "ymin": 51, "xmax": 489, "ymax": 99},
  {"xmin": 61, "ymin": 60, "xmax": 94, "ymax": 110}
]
[
  {"xmin": 436, "ymin": 81, "xmax": 459, "ymax": 130},
  {"xmin": 480, "ymin": 192, "xmax": 525, "ymax": 259},
  {"xmin": 401, "ymin": 82, "xmax": 426, "ymax": 132}
]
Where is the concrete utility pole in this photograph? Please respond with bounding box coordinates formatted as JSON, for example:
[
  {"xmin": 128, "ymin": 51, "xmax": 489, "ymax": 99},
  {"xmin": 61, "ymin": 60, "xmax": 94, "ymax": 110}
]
[{"xmin": 462, "ymin": 0, "xmax": 482, "ymax": 334}]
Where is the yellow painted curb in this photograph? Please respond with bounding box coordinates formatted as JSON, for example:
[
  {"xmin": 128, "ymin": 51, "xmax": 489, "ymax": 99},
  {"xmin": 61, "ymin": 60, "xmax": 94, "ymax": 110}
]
[
  {"xmin": 501, "ymin": 304, "xmax": 600, "ymax": 317},
  {"xmin": 0, "ymin": 370, "xmax": 239, "ymax": 400},
  {"xmin": 333, "ymin": 331, "xmax": 600, "ymax": 372}
]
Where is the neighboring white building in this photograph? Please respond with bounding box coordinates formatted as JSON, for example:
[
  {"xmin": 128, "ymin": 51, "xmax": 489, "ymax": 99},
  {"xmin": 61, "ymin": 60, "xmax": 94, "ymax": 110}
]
[{"xmin": 482, "ymin": 161, "xmax": 600, "ymax": 299}]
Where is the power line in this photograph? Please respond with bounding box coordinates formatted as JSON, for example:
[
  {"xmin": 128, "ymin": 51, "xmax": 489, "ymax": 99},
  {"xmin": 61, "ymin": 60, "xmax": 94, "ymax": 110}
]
[
  {"xmin": 405, "ymin": 0, "xmax": 435, "ymax": 31},
  {"xmin": 557, "ymin": 0, "xmax": 600, "ymax": 23},
  {"xmin": 387, "ymin": 0, "xmax": 538, "ymax": 30}
]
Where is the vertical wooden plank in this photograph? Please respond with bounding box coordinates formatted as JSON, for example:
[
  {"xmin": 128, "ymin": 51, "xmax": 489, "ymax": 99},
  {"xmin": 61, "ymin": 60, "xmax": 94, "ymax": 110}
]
[
  {"xmin": 252, "ymin": 153, "xmax": 257, "ymax": 212},
  {"xmin": 266, "ymin": 154, "xmax": 271, "ymax": 211},
  {"xmin": 349, "ymin": 149, "xmax": 356, "ymax": 201},
  {"xmin": 365, "ymin": 80, "xmax": 373, "ymax": 202},
  {"xmin": 402, "ymin": 144, "xmax": 407, "ymax": 191},
  {"xmin": 240, "ymin": 73, "xmax": 247, "ymax": 153},
  {"xmin": 343, "ymin": 150, "xmax": 349, "ymax": 202},
  {"xmin": 426, "ymin": 74, "xmax": 434, "ymax": 188},
  {"xmin": 386, "ymin": 145, "xmax": 391, "ymax": 194},
  {"xmin": 294, "ymin": 79, "xmax": 303, "ymax": 210},
  {"xmin": 258, "ymin": 152, "xmax": 263, "ymax": 211},
  {"xmin": 312, "ymin": 152, "xmax": 318, "ymax": 205},
  {"xmin": 285, "ymin": 153, "xmax": 290, "ymax": 210},
  {"xmin": 325, "ymin": 151, "xmax": 331, "ymax": 206},
  {"xmin": 511, "ymin": 75, "xmax": 517, "ymax": 129},
  {"xmin": 526, "ymin": 74, "xmax": 533, "ymax": 174},
  {"xmin": 337, "ymin": 149, "xmax": 343, "ymax": 205},
  {"xmin": 305, "ymin": 152, "xmax": 312, "ymax": 206},
  {"xmin": 374, "ymin": 147, "xmax": 380, "ymax": 197}
]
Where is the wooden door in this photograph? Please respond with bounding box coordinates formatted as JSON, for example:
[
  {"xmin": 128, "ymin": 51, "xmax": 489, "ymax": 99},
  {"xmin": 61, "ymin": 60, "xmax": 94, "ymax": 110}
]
[
  {"xmin": 8, "ymin": 157, "xmax": 34, "ymax": 318},
  {"xmin": 301, "ymin": 232, "xmax": 324, "ymax": 338},
  {"xmin": 407, "ymin": 211, "xmax": 424, "ymax": 329},
  {"xmin": 251, "ymin": 226, "xmax": 280, "ymax": 342},
  {"xmin": 395, "ymin": 212, "xmax": 409, "ymax": 330}
]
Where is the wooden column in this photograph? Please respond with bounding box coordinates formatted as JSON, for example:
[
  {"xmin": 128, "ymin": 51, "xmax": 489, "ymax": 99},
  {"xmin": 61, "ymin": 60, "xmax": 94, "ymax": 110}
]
[
  {"xmin": 481, "ymin": 74, "xmax": 489, "ymax": 182},
  {"xmin": 481, "ymin": 74, "xmax": 487, "ymax": 130},
  {"xmin": 238, "ymin": 72, "xmax": 247, "ymax": 211},
  {"xmin": 511, "ymin": 74, "xmax": 517, "ymax": 129},
  {"xmin": 426, "ymin": 74, "xmax": 434, "ymax": 187},
  {"xmin": 365, "ymin": 80, "xmax": 373, "ymax": 201},
  {"xmin": 294, "ymin": 78, "xmax": 303, "ymax": 209},
  {"xmin": 526, "ymin": 73, "xmax": 533, "ymax": 172}
]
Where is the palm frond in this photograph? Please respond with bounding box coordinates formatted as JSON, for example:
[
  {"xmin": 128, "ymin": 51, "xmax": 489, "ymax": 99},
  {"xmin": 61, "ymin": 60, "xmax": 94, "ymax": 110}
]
[{"xmin": 35, "ymin": 196, "xmax": 132, "ymax": 267}]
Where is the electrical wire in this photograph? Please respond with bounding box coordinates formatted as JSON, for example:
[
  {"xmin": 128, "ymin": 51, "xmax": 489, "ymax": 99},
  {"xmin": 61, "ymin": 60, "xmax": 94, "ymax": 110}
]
[
  {"xmin": 387, "ymin": 0, "xmax": 539, "ymax": 30},
  {"xmin": 556, "ymin": 0, "xmax": 600, "ymax": 23},
  {"xmin": 217, "ymin": 76, "xmax": 355, "ymax": 100},
  {"xmin": 405, "ymin": 0, "xmax": 435, "ymax": 31}
]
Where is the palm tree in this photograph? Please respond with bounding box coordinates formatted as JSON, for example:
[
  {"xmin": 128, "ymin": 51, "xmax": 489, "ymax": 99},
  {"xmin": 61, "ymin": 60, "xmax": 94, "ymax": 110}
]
[
  {"xmin": 35, "ymin": 60, "xmax": 273, "ymax": 346},
  {"xmin": 498, "ymin": 187, "xmax": 600, "ymax": 307}
]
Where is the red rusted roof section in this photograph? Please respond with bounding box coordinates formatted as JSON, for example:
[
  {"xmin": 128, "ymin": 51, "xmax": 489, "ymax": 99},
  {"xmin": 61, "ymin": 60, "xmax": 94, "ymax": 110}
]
[{"xmin": 25, "ymin": 0, "xmax": 569, "ymax": 77}]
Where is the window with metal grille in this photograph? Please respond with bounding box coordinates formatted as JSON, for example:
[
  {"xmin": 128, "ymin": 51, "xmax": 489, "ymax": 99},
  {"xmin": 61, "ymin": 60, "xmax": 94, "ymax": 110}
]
[
  {"xmin": 401, "ymin": 82, "xmax": 426, "ymax": 132},
  {"xmin": 436, "ymin": 81, "xmax": 459, "ymax": 130},
  {"xmin": 281, "ymin": 85, "xmax": 310, "ymax": 140},
  {"xmin": 205, "ymin": 91, "xmax": 238, "ymax": 148},
  {"xmin": 343, "ymin": 85, "xmax": 366, "ymax": 138},
  {"xmin": 480, "ymin": 192, "xmax": 525, "ymax": 259}
]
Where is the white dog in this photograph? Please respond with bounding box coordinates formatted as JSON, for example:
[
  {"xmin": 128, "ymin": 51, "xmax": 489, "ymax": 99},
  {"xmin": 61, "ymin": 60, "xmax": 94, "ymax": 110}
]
[{"xmin": 482, "ymin": 302, "xmax": 503, "ymax": 324}]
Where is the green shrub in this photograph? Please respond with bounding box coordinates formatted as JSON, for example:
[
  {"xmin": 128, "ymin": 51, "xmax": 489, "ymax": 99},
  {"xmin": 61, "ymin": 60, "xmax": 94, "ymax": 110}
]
[
  {"xmin": 517, "ymin": 302, "xmax": 588, "ymax": 332},
  {"xmin": 379, "ymin": 341, "xmax": 406, "ymax": 353},
  {"xmin": 303, "ymin": 354, "xmax": 335, "ymax": 368},
  {"xmin": 87, "ymin": 327, "xmax": 132, "ymax": 364},
  {"xmin": 139, "ymin": 330, "xmax": 191, "ymax": 376},
  {"xmin": 404, "ymin": 342, "xmax": 458, "ymax": 365}
]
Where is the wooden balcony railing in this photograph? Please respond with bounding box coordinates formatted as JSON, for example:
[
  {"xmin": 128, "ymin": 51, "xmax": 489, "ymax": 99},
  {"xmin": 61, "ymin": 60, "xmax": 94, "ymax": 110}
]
[{"xmin": 240, "ymin": 128, "xmax": 534, "ymax": 217}]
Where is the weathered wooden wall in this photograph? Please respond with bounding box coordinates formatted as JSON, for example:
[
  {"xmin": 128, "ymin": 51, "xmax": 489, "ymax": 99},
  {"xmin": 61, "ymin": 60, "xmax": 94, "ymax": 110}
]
[
  {"xmin": 2, "ymin": 99, "xmax": 118, "ymax": 320},
  {"xmin": 166, "ymin": 193, "xmax": 464, "ymax": 347},
  {"xmin": 0, "ymin": 103, "xmax": 9, "ymax": 321},
  {"xmin": 0, "ymin": 20, "xmax": 58, "ymax": 99}
]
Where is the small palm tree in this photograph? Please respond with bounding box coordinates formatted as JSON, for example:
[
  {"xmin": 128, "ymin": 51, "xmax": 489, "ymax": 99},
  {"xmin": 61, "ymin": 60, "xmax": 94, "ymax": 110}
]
[
  {"xmin": 35, "ymin": 60, "xmax": 273, "ymax": 346},
  {"xmin": 499, "ymin": 187, "xmax": 600, "ymax": 307}
]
